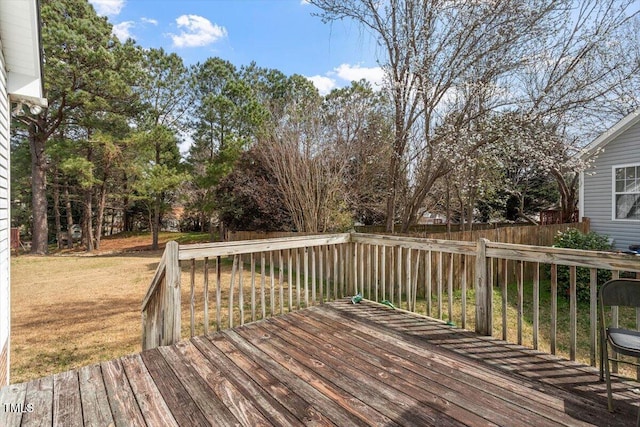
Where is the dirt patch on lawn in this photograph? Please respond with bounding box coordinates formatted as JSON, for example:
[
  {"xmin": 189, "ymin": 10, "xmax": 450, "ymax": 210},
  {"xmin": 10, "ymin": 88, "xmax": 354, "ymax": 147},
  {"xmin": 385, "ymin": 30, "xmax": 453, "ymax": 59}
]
[{"xmin": 52, "ymin": 232, "xmax": 174, "ymax": 255}]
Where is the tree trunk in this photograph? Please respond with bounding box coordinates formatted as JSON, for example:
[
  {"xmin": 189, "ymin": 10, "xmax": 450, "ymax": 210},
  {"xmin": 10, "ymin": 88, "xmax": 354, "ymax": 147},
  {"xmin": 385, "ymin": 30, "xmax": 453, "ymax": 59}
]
[
  {"xmin": 64, "ymin": 181, "xmax": 74, "ymax": 249},
  {"xmin": 83, "ymin": 188, "xmax": 94, "ymax": 252},
  {"xmin": 109, "ymin": 209, "xmax": 116, "ymax": 236},
  {"xmin": 152, "ymin": 194, "xmax": 161, "ymax": 250},
  {"xmin": 384, "ymin": 133, "xmax": 402, "ymax": 233},
  {"xmin": 30, "ymin": 134, "xmax": 48, "ymax": 254},
  {"xmin": 53, "ymin": 170, "xmax": 62, "ymax": 249},
  {"xmin": 122, "ymin": 172, "xmax": 132, "ymax": 232},
  {"xmin": 94, "ymin": 179, "xmax": 108, "ymax": 250},
  {"xmin": 550, "ymin": 169, "xmax": 579, "ymax": 224},
  {"xmin": 446, "ymin": 185, "xmax": 452, "ymax": 235}
]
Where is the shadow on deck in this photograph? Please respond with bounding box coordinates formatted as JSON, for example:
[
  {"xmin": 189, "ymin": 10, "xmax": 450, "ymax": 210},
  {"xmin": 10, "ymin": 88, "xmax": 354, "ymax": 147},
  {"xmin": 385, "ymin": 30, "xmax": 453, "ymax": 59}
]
[{"xmin": 1, "ymin": 300, "xmax": 638, "ymax": 426}]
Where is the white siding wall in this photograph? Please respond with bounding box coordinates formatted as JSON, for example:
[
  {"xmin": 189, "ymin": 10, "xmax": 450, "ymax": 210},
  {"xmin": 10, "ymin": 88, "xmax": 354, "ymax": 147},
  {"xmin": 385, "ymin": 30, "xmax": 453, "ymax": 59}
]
[
  {"xmin": 583, "ymin": 120, "xmax": 640, "ymax": 250},
  {"xmin": 0, "ymin": 41, "xmax": 10, "ymax": 386}
]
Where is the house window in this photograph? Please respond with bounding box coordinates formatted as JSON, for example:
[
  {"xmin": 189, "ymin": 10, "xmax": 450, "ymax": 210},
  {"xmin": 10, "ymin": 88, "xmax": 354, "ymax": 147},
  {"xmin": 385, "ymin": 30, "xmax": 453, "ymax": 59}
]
[{"xmin": 614, "ymin": 164, "xmax": 640, "ymax": 220}]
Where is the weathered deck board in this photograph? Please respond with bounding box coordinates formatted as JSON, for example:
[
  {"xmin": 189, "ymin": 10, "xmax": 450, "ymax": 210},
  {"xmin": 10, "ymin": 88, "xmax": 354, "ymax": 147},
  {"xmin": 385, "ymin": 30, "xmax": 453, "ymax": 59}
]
[
  {"xmin": 100, "ymin": 358, "xmax": 145, "ymax": 427},
  {"xmin": 119, "ymin": 354, "xmax": 179, "ymax": 427},
  {"xmin": 0, "ymin": 381, "xmax": 26, "ymax": 426},
  {"xmin": 2, "ymin": 300, "xmax": 639, "ymax": 426},
  {"xmin": 274, "ymin": 313, "xmax": 564, "ymax": 427},
  {"xmin": 77, "ymin": 364, "xmax": 114, "ymax": 427},
  {"xmin": 21, "ymin": 376, "xmax": 53, "ymax": 427},
  {"xmin": 52, "ymin": 370, "xmax": 82, "ymax": 426},
  {"xmin": 196, "ymin": 334, "xmax": 332, "ymax": 425}
]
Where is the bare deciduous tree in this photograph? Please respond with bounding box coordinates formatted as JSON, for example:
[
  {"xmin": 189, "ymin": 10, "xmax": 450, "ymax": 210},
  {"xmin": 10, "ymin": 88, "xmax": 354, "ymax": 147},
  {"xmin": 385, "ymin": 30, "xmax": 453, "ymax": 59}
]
[
  {"xmin": 259, "ymin": 76, "xmax": 351, "ymax": 232},
  {"xmin": 310, "ymin": 0, "xmax": 640, "ymax": 230}
]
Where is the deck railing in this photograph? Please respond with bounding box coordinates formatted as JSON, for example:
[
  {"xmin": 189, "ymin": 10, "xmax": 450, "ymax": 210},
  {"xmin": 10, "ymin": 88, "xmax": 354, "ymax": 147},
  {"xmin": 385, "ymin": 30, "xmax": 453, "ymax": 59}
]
[
  {"xmin": 142, "ymin": 234, "xmax": 352, "ymax": 350},
  {"xmin": 141, "ymin": 241, "xmax": 181, "ymax": 350},
  {"xmin": 142, "ymin": 232, "xmax": 640, "ymax": 376},
  {"xmin": 484, "ymin": 241, "xmax": 640, "ymax": 369}
]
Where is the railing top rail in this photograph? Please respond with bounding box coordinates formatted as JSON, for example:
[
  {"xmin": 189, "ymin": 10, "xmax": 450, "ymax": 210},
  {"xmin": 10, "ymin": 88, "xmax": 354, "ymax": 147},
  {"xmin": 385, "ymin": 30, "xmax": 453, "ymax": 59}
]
[
  {"xmin": 352, "ymin": 233, "xmax": 477, "ymax": 255},
  {"xmin": 486, "ymin": 241, "xmax": 640, "ymax": 272},
  {"xmin": 178, "ymin": 233, "xmax": 351, "ymax": 260}
]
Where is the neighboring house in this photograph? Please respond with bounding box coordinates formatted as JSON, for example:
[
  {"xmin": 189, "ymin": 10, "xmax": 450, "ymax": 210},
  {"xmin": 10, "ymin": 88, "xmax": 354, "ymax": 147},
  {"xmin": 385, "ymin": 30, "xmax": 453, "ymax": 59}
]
[
  {"xmin": 579, "ymin": 109, "xmax": 640, "ymax": 251},
  {"xmin": 0, "ymin": 0, "xmax": 46, "ymax": 385}
]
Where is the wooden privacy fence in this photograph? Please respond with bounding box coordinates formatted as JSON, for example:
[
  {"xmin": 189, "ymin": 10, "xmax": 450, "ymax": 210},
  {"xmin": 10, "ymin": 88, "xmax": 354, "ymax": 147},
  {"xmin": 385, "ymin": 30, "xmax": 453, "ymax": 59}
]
[
  {"xmin": 230, "ymin": 222, "xmax": 589, "ymax": 246},
  {"xmin": 142, "ymin": 232, "xmax": 640, "ymax": 379},
  {"xmin": 413, "ymin": 221, "xmax": 589, "ymax": 246}
]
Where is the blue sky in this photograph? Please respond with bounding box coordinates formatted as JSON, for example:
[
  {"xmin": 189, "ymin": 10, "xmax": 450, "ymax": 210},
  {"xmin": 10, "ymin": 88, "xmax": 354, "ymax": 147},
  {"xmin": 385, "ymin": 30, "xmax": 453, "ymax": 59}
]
[{"xmin": 88, "ymin": 0, "xmax": 384, "ymax": 95}]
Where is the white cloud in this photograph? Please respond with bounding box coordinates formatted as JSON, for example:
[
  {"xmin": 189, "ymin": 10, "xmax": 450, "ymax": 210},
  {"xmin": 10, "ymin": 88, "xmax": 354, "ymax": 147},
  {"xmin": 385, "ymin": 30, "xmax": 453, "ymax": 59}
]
[
  {"xmin": 170, "ymin": 15, "xmax": 227, "ymax": 48},
  {"xmin": 89, "ymin": 0, "xmax": 125, "ymax": 16},
  {"xmin": 112, "ymin": 21, "xmax": 135, "ymax": 41},
  {"xmin": 308, "ymin": 64, "xmax": 385, "ymax": 95},
  {"xmin": 333, "ymin": 63, "xmax": 385, "ymax": 87},
  {"xmin": 307, "ymin": 75, "xmax": 337, "ymax": 96},
  {"xmin": 141, "ymin": 17, "xmax": 159, "ymax": 26},
  {"xmin": 300, "ymin": 0, "xmax": 311, "ymax": 4}
]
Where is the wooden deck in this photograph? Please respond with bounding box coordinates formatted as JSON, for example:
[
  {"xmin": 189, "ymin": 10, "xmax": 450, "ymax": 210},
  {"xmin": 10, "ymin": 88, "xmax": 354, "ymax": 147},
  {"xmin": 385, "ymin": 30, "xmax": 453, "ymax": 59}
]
[{"xmin": 2, "ymin": 300, "xmax": 639, "ymax": 426}]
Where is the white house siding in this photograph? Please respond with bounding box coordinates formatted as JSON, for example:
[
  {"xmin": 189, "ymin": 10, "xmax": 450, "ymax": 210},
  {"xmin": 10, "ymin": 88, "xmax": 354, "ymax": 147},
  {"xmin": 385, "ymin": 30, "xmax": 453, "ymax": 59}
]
[
  {"xmin": 583, "ymin": 119, "xmax": 640, "ymax": 251},
  {"xmin": 0, "ymin": 42, "xmax": 9, "ymax": 386}
]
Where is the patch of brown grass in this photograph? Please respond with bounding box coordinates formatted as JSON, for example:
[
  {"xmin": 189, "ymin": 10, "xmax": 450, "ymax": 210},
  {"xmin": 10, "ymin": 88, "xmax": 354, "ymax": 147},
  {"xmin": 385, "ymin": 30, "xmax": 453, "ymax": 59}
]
[
  {"xmin": 10, "ymin": 231, "xmax": 214, "ymax": 383},
  {"xmin": 10, "ymin": 253, "xmax": 161, "ymax": 382},
  {"xmin": 11, "ymin": 242, "xmax": 307, "ymax": 383}
]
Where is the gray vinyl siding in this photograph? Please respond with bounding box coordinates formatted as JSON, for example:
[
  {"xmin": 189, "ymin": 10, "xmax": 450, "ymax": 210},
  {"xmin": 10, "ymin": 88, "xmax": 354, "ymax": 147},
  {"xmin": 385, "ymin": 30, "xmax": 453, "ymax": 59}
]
[
  {"xmin": 583, "ymin": 120, "xmax": 640, "ymax": 251},
  {"xmin": 0, "ymin": 42, "xmax": 9, "ymax": 386}
]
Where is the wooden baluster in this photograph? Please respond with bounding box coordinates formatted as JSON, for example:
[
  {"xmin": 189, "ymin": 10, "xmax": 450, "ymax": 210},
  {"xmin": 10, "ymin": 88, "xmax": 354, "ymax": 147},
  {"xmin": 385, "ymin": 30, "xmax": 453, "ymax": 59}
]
[
  {"xmin": 311, "ymin": 246, "xmax": 316, "ymax": 305},
  {"xmin": 296, "ymin": 248, "xmax": 302, "ymax": 309},
  {"xmin": 448, "ymin": 252, "xmax": 454, "ymax": 323},
  {"xmin": 412, "ymin": 250, "xmax": 420, "ymax": 312},
  {"xmin": 304, "ymin": 248, "xmax": 309, "ymax": 307},
  {"xmin": 367, "ymin": 244, "xmax": 372, "ymax": 300},
  {"xmin": 612, "ymin": 270, "xmax": 620, "ymax": 373},
  {"xmin": 397, "ymin": 246, "xmax": 403, "ymax": 308},
  {"xmin": 461, "ymin": 255, "xmax": 467, "ymax": 329},
  {"xmin": 204, "ymin": 257, "xmax": 209, "ymax": 334},
  {"xmin": 261, "ymin": 252, "xmax": 266, "ymax": 319},
  {"xmin": 517, "ymin": 260, "xmax": 523, "ymax": 346},
  {"xmin": 502, "ymin": 259, "xmax": 508, "ymax": 342},
  {"xmin": 318, "ymin": 246, "xmax": 324, "ymax": 304},
  {"xmin": 569, "ymin": 265, "xmax": 577, "ymax": 361},
  {"xmin": 533, "ymin": 262, "xmax": 540, "ymax": 350},
  {"xmin": 229, "ymin": 255, "xmax": 238, "ymax": 329},
  {"xmin": 438, "ymin": 251, "xmax": 443, "ymax": 320},
  {"xmin": 426, "ymin": 250, "xmax": 432, "ymax": 317},
  {"xmin": 405, "ymin": 248, "xmax": 412, "ymax": 311},
  {"xmin": 279, "ymin": 250, "xmax": 284, "ymax": 314},
  {"xmin": 589, "ymin": 268, "xmax": 597, "ymax": 366},
  {"xmin": 390, "ymin": 246, "xmax": 395, "ymax": 305},
  {"xmin": 374, "ymin": 245, "xmax": 379, "ymax": 302},
  {"xmin": 239, "ymin": 254, "xmax": 244, "ymax": 326},
  {"xmin": 550, "ymin": 263, "xmax": 557, "ymax": 355},
  {"xmin": 270, "ymin": 251, "xmax": 275, "ymax": 316},
  {"xmin": 288, "ymin": 249, "xmax": 293, "ymax": 311},
  {"xmin": 381, "ymin": 246, "xmax": 386, "ymax": 302},
  {"xmin": 190, "ymin": 258, "xmax": 195, "ymax": 338},
  {"xmin": 333, "ymin": 245, "xmax": 339, "ymax": 300},
  {"xmin": 250, "ymin": 254, "xmax": 256, "ymax": 322},
  {"xmin": 216, "ymin": 256, "xmax": 221, "ymax": 331}
]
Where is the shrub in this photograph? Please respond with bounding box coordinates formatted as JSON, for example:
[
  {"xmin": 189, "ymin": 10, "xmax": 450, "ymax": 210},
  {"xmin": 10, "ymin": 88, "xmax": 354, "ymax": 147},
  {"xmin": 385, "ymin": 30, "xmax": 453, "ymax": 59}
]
[{"xmin": 552, "ymin": 228, "xmax": 613, "ymax": 303}]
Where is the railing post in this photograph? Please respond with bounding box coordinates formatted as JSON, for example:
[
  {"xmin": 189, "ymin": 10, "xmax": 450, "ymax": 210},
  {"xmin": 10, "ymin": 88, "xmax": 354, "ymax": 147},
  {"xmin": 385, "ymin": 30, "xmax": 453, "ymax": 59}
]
[
  {"xmin": 164, "ymin": 241, "xmax": 181, "ymax": 346},
  {"xmin": 475, "ymin": 238, "xmax": 491, "ymax": 336}
]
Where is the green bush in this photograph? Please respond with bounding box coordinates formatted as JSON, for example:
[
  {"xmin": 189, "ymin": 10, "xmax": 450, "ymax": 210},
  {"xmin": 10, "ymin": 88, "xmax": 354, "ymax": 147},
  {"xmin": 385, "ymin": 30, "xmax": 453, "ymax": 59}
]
[{"xmin": 552, "ymin": 228, "xmax": 613, "ymax": 303}]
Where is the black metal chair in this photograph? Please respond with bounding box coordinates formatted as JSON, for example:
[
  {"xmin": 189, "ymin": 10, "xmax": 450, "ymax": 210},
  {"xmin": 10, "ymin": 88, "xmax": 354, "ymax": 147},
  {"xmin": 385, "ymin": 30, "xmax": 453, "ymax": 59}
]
[{"xmin": 599, "ymin": 278, "xmax": 640, "ymax": 421}]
